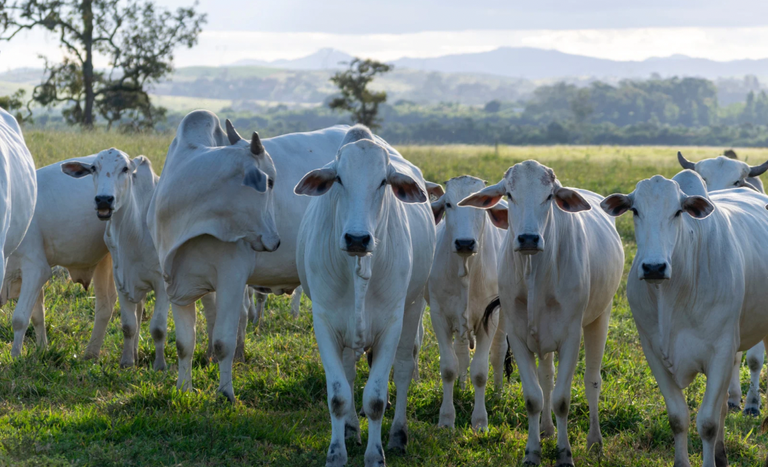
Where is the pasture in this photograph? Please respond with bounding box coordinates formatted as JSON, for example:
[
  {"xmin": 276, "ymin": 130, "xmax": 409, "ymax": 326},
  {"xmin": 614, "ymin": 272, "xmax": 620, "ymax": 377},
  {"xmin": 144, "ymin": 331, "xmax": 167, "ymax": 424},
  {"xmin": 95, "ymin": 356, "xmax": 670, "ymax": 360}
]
[{"xmin": 1, "ymin": 130, "xmax": 767, "ymax": 466}]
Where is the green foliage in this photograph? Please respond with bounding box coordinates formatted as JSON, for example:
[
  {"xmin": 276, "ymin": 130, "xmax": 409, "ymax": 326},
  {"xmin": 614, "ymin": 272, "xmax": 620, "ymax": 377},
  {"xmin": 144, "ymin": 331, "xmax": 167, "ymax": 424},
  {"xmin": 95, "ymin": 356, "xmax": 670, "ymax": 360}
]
[
  {"xmin": 328, "ymin": 58, "xmax": 393, "ymax": 129},
  {"xmin": 0, "ymin": 88, "xmax": 30, "ymax": 123},
  {"xmin": 0, "ymin": 133, "xmax": 767, "ymax": 466}
]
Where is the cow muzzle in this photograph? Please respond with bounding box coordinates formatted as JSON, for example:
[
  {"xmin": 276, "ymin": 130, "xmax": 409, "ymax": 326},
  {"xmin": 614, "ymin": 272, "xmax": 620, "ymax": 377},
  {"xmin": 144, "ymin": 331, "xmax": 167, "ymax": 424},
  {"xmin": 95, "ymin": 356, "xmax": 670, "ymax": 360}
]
[
  {"xmin": 641, "ymin": 262, "xmax": 670, "ymax": 284},
  {"xmin": 95, "ymin": 195, "xmax": 115, "ymax": 220},
  {"xmin": 343, "ymin": 232, "xmax": 372, "ymax": 257},
  {"xmin": 453, "ymin": 238, "xmax": 477, "ymax": 257},
  {"xmin": 514, "ymin": 234, "xmax": 543, "ymax": 255}
]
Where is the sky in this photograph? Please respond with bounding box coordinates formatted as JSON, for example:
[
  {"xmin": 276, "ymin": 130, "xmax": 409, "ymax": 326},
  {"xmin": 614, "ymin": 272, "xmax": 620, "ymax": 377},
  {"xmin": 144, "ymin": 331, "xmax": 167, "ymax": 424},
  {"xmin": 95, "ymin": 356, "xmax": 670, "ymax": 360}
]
[{"xmin": 4, "ymin": 0, "xmax": 768, "ymax": 69}]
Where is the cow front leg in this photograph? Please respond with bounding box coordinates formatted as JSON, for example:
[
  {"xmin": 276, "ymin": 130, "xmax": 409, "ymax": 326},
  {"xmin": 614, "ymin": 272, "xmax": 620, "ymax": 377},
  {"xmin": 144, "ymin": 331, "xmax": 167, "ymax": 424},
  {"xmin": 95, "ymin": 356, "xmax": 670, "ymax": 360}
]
[
  {"xmin": 290, "ymin": 286, "xmax": 303, "ymax": 318},
  {"xmin": 699, "ymin": 353, "xmax": 735, "ymax": 467},
  {"xmin": 728, "ymin": 352, "xmax": 743, "ymax": 411},
  {"xmin": 454, "ymin": 332, "xmax": 471, "ymax": 389},
  {"xmin": 150, "ymin": 285, "xmax": 171, "ymax": 371},
  {"xmin": 342, "ymin": 347, "xmax": 361, "ymax": 444},
  {"xmin": 172, "ymin": 302, "xmax": 197, "ymax": 391},
  {"xmin": 744, "ymin": 340, "xmax": 765, "ymax": 416},
  {"xmin": 583, "ymin": 310, "xmax": 610, "ymax": 452},
  {"xmin": 365, "ymin": 322, "xmax": 401, "ymax": 467},
  {"xmin": 212, "ymin": 279, "xmax": 248, "ymax": 402},
  {"xmin": 85, "ymin": 254, "xmax": 117, "ymax": 359},
  {"xmin": 200, "ymin": 292, "xmax": 216, "ymax": 361},
  {"xmin": 430, "ymin": 302, "xmax": 459, "ymax": 428},
  {"xmin": 508, "ymin": 331, "xmax": 543, "ymax": 465},
  {"xmin": 470, "ymin": 316, "xmax": 497, "ymax": 431},
  {"xmin": 11, "ymin": 266, "xmax": 49, "ymax": 357},
  {"xmin": 552, "ymin": 328, "xmax": 582, "ymax": 467},
  {"xmin": 29, "ymin": 289, "xmax": 47, "ymax": 348},
  {"xmin": 117, "ymin": 290, "xmax": 141, "ymax": 368},
  {"xmin": 489, "ymin": 318, "xmax": 508, "ymax": 395}
]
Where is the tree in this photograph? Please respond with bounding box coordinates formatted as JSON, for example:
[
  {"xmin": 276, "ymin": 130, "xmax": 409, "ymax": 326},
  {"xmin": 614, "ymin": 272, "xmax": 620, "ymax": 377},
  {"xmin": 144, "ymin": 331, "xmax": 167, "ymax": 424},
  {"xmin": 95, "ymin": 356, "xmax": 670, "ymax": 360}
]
[
  {"xmin": 0, "ymin": 0, "xmax": 205, "ymax": 129},
  {"xmin": 0, "ymin": 88, "xmax": 31, "ymax": 123},
  {"xmin": 328, "ymin": 58, "xmax": 392, "ymax": 129}
]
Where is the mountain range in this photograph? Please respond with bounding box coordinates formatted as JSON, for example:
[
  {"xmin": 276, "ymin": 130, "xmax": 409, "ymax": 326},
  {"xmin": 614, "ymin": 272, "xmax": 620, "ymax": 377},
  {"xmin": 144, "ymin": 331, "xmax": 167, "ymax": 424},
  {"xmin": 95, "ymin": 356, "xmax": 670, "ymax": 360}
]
[{"xmin": 231, "ymin": 47, "xmax": 768, "ymax": 81}]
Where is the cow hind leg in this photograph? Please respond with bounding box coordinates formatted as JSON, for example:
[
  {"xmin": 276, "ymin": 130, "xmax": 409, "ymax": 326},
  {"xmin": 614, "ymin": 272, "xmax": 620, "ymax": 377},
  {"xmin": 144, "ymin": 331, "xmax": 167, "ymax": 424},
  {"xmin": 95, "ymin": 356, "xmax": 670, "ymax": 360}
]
[
  {"xmin": 212, "ymin": 279, "xmax": 249, "ymax": 402},
  {"xmin": 201, "ymin": 292, "xmax": 217, "ymax": 361},
  {"xmin": 29, "ymin": 289, "xmax": 47, "ymax": 348},
  {"xmin": 538, "ymin": 352, "xmax": 555, "ymax": 439},
  {"xmin": 84, "ymin": 256, "xmax": 116, "ymax": 360},
  {"xmin": 342, "ymin": 347, "xmax": 361, "ymax": 445},
  {"xmin": 173, "ymin": 302, "xmax": 197, "ymax": 391},
  {"xmin": 489, "ymin": 319, "xmax": 507, "ymax": 395},
  {"xmin": 117, "ymin": 291, "xmax": 141, "ymax": 368},
  {"xmin": 728, "ymin": 352, "xmax": 743, "ymax": 411},
  {"xmin": 583, "ymin": 310, "xmax": 610, "ymax": 452},
  {"xmin": 149, "ymin": 285, "xmax": 171, "ymax": 371},
  {"xmin": 743, "ymin": 340, "xmax": 765, "ymax": 416},
  {"xmin": 11, "ymin": 266, "xmax": 49, "ymax": 357},
  {"xmin": 290, "ymin": 286, "xmax": 302, "ymax": 319},
  {"xmin": 454, "ymin": 332, "xmax": 471, "ymax": 390},
  {"xmin": 233, "ymin": 288, "xmax": 248, "ymax": 363}
]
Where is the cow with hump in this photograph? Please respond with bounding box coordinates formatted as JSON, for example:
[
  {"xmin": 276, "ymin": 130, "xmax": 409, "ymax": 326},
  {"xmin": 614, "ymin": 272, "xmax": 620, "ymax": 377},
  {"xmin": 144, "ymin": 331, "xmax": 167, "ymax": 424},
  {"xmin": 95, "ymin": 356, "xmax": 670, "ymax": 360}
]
[
  {"xmin": 460, "ymin": 160, "xmax": 624, "ymax": 466},
  {"xmin": 295, "ymin": 125, "xmax": 435, "ymax": 467},
  {"xmin": 677, "ymin": 151, "xmax": 768, "ymax": 417},
  {"xmin": 601, "ymin": 169, "xmax": 768, "ymax": 467},
  {"xmin": 0, "ymin": 108, "xmax": 39, "ymax": 354},
  {"xmin": 427, "ymin": 175, "xmax": 509, "ymax": 431}
]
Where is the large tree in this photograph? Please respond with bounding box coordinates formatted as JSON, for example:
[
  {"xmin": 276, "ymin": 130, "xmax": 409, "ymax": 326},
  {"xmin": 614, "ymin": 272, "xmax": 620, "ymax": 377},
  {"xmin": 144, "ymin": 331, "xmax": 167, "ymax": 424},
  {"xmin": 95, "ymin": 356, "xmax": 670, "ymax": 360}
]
[
  {"xmin": 328, "ymin": 58, "xmax": 392, "ymax": 130},
  {"xmin": 0, "ymin": 0, "xmax": 205, "ymax": 129}
]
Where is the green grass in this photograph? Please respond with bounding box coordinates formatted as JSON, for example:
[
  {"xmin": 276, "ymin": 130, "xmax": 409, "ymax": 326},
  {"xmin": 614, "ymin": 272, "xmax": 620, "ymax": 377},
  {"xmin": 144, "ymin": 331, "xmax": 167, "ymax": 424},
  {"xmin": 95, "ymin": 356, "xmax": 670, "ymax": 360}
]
[{"xmin": 1, "ymin": 133, "xmax": 767, "ymax": 466}]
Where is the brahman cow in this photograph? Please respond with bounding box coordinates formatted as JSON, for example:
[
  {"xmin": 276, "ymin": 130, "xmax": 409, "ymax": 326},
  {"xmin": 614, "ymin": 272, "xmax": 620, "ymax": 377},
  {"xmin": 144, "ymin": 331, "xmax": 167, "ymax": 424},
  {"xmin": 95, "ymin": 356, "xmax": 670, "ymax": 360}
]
[
  {"xmin": 427, "ymin": 175, "xmax": 508, "ymax": 430},
  {"xmin": 678, "ymin": 151, "xmax": 768, "ymax": 416},
  {"xmin": 601, "ymin": 170, "xmax": 768, "ymax": 467},
  {"xmin": 461, "ymin": 160, "xmax": 624, "ymax": 466},
  {"xmin": 4, "ymin": 155, "xmax": 116, "ymax": 359},
  {"xmin": 295, "ymin": 125, "xmax": 435, "ymax": 467}
]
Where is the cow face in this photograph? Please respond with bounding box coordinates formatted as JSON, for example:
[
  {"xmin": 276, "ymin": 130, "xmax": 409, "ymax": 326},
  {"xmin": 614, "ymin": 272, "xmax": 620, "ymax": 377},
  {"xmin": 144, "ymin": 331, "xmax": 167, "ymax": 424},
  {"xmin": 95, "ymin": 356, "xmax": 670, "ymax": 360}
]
[
  {"xmin": 678, "ymin": 152, "xmax": 768, "ymax": 191},
  {"xmin": 61, "ymin": 148, "xmax": 142, "ymax": 221},
  {"xmin": 295, "ymin": 134, "xmax": 426, "ymax": 257},
  {"xmin": 432, "ymin": 176, "xmax": 507, "ymax": 257},
  {"xmin": 601, "ymin": 175, "xmax": 714, "ymax": 283},
  {"xmin": 459, "ymin": 160, "xmax": 589, "ymax": 256}
]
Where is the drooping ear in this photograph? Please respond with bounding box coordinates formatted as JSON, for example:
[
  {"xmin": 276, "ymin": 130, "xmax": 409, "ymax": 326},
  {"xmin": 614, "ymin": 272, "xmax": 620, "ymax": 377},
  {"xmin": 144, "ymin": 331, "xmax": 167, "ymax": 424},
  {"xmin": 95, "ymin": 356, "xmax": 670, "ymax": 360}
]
[
  {"xmin": 243, "ymin": 166, "xmax": 268, "ymax": 192},
  {"xmin": 129, "ymin": 156, "xmax": 149, "ymax": 174},
  {"xmin": 387, "ymin": 168, "xmax": 427, "ymax": 203},
  {"xmin": 487, "ymin": 204, "xmax": 509, "ymax": 230},
  {"xmin": 61, "ymin": 161, "xmax": 94, "ymax": 178},
  {"xmin": 554, "ymin": 187, "xmax": 591, "ymax": 213},
  {"xmin": 600, "ymin": 194, "xmax": 633, "ymax": 217},
  {"xmin": 294, "ymin": 166, "xmax": 337, "ymax": 196},
  {"xmin": 424, "ymin": 181, "xmax": 445, "ymax": 200},
  {"xmin": 250, "ymin": 132, "xmax": 264, "ymax": 155},
  {"xmin": 431, "ymin": 197, "xmax": 445, "ymax": 225},
  {"xmin": 681, "ymin": 195, "xmax": 715, "ymax": 219},
  {"xmin": 458, "ymin": 182, "xmax": 505, "ymax": 209}
]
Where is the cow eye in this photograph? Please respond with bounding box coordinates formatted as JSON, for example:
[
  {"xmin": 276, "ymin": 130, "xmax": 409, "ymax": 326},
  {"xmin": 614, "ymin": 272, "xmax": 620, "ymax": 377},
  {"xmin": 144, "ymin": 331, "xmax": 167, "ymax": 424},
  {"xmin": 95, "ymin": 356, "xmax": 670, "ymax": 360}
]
[
  {"xmin": 546, "ymin": 194, "xmax": 553, "ymax": 201},
  {"xmin": 630, "ymin": 208, "xmax": 639, "ymax": 216},
  {"xmin": 336, "ymin": 176, "xmax": 343, "ymax": 186},
  {"xmin": 122, "ymin": 167, "xmax": 129, "ymax": 173},
  {"xmin": 268, "ymin": 178, "xmax": 275, "ymax": 189},
  {"xmin": 380, "ymin": 179, "xmax": 386, "ymax": 188},
  {"xmin": 445, "ymin": 203, "xmax": 452, "ymax": 209},
  {"xmin": 674, "ymin": 210, "xmax": 682, "ymax": 218},
  {"xmin": 734, "ymin": 181, "xmax": 740, "ymax": 186}
]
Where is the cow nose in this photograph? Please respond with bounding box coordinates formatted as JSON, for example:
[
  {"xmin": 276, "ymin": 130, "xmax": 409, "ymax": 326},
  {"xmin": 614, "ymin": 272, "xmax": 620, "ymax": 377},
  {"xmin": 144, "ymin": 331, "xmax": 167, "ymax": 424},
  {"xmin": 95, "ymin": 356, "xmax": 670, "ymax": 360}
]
[
  {"xmin": 517, "ymin": 234, "xmax": 540, "ymax": 247},
  {"xmin": 641, "ymin": 263, "xmax": 668, "ymax": 280},
  {"xmin": 344, "ymin": 233, "xmax": 371, "ymax": 253},
  {"xmin": 454, "ymin": 238, "xmax": 476, "ymax": 254},
  {"xmin": 95, "ymin": 195, "xmax": 114, "ymax": 208}
]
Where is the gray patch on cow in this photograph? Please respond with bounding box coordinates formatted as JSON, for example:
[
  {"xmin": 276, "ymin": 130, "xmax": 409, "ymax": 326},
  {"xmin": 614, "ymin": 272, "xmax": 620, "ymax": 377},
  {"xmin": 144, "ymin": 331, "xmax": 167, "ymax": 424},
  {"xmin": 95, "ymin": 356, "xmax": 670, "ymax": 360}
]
[{"xmin": 368, "ymin": 399, "xmax": 385, "ymax": 421}]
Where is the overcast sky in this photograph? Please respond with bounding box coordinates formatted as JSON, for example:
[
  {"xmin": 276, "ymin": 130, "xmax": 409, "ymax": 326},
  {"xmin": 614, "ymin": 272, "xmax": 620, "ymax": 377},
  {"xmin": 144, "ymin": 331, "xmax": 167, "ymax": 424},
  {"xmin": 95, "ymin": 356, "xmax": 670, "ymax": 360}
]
[{"xmin": 4, "ymin": 0, "xmax": 768, "ymax": 69}]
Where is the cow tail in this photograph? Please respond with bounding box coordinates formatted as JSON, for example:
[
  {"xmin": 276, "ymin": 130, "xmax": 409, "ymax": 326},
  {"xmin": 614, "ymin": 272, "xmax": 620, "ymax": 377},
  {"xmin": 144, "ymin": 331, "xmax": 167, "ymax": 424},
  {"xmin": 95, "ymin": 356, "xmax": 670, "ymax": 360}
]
[
  {"xmin": 482, "ymin": 296, "xmax": 501, "ymax": 333},
  {"xmin": 762, "ymin": 415, "xmax": 768, "ymax": 434},
  {"xmin": 504, "ymin": 335, "xmax": 515, "ymax": 381}
]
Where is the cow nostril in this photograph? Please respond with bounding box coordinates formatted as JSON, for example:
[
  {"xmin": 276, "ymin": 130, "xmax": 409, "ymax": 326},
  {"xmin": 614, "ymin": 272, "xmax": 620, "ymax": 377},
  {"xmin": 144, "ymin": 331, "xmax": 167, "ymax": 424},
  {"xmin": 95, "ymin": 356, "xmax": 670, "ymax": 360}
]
[
  {"xmin": 454, "ymin": 239, "xmax": 476, "ymax": 251},
  {"xmin": 517, "ymin": 234, "xmax": 540, "ymax": 244},
  {"xmin": 344, "ymin": 233, "xmax": 371, "ymax": 249}
]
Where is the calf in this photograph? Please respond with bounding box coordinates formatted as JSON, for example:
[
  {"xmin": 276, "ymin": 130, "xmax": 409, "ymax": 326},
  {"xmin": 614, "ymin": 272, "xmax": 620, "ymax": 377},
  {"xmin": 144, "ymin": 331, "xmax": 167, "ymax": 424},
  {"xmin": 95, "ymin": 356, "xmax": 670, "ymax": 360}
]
[
  {"xmin": 461, "ymin": 160, "xmax": 624, "ymax": 466},
  {"xmin": 295, "ymin": 125, "xmax": 435, "ymax": 467},
  {"xmin": 601, "ymin": 171, "xmax": 768, "ymax": 467},
  {"xmin": 427, "ymin": 176, "xmax": 508, "ymax": 430}
]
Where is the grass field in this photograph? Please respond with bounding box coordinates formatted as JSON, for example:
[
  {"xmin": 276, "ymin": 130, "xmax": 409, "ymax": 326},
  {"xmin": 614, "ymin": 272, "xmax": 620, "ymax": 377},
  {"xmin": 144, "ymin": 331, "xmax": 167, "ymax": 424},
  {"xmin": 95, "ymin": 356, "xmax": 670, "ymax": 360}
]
[{"xmin": 1, "ymin": 131, "xmax": 767, "ymax": 466}]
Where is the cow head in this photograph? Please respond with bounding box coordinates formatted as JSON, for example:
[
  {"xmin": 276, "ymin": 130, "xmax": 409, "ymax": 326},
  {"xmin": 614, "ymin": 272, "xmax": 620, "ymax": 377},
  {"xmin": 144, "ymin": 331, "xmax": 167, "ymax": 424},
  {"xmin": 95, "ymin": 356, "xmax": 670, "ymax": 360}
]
[
  {"xmin": 601, "ymin": 174, "xmax": 714, "ymax": 284},
  {"xmin": 459, "ymin": 160, "xmax": 589, "ymax": 256},
  {"xmin": 431, "ymin": 176, "xmax": 507, "ymax": 257},
  {"xmin": 677, "ymin": 152, "xmax": 768, "ymax": 191},
  {"xmin": 61, "ymin": 148, "xmax": 148, "ymax": 221},
  {"xmin": 294, "ymin": 125, "xmax": 426, "ymax": 257}
]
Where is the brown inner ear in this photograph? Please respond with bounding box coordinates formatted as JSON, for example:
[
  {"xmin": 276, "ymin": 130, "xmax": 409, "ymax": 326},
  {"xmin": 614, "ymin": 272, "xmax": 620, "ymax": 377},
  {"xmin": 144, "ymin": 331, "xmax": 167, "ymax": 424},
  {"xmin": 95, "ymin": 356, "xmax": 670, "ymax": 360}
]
[{"xmin": 488, "ymin": 208, "xmax": 508, "ymax": 229}]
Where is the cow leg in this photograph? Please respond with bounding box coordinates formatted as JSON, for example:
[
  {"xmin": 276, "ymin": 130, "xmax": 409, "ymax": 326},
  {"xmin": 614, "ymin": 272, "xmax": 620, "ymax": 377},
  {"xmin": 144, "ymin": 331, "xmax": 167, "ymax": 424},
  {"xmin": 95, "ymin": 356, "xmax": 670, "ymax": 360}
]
[
  {"xmin": 249, "ymin": 290, "xmax": 265, "ymax": 324},
  {"xmin": 470, "ymin": 315, "xmax": 497, "ymax": 431},
  {"xmin": 11, "ymin": 265, "xmax": 49, "ymax": 357},
  {"xmin": 508, "ymin": 332, "xmax": 544, "ymax": 466},
  {"xmin": 365, "ymin": 316, "xmax": 402, "ymax": 467},
  {"xmin": 583, "ymin": 310, "xmax": 610, "ymax": 452},
  {"xmin": 342, "ymin": 347, "xmax": 361, "ymax": 444},
  {"xmin": 744, "ymin": 340, "xmax": 765, "ymax": 416},
  {"xmin": 728, "ymin": 352, "xmax": 743, "ymax": 411},
  {"xmin": 212, "ymin": 279, "xmax": 248, "ymax": 402},
  {"xmin": 698, "ymin": 352, "xmax": 734, "ymax": 467},
  {"xmin": 716, "ymin": 398, "xmax": 729, "ymax": 467},
  {"xmin": 454, "ymin": 333, "xmax": 471, "ymax": 390},
  {"xmin": 552, "ymin": 327, "xmax": 582, "ymax": 467},
  {"xmin": 233, "ymin": 288, "xmax": 248, "ymax": 363},
  {"xmin": 490, "ymin": 320, "xmax": 507, "ymax": 395},
  {"xmin": 201, "ymin": 292, "xmax": 216, "ymax": 361},
  {"xmin": 29, "ymin": 289, "xmax": 47, "ymax": 348},
  {"xmin": 84, "ymin": 254, "xmax": 117, "ymax": 360},
  {"xmin": 430, "ymin": 303, "xmax": 459, "ymax": 428},
  {"xmin": 388, "ymin": 297, "xmax": 426, "ymax": 452},
  {"xmin": 150, "ymin": 284, "xmax": 171, "ymax": 371},
  {"xmin": 290, "ymin": 286, "xmax": 303, "ymax": 319},
  {"xmin": 538, "ymin": 352, "xmax": 555, "ymax": 439},
  {"xmin": 313, "ymin": 311, "xmax": 351, "ymax": 467},
  {"xmin": 412, "ymin": 316, "xmax": 424, "ymax": 382},
  {"xmin": 173, "ymin": 302, "xmax": 197, "ymax": 391},
  {"xmin": 117, "ymin": 290, "xmax": 141, "ymax": 368}
]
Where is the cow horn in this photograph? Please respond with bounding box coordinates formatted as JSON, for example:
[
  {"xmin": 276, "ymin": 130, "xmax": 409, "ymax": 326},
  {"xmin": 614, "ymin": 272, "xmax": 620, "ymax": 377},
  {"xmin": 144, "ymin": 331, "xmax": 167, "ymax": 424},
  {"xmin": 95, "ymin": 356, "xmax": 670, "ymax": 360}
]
[
  {"xmin": 749, "ymin": 160, "xmax": 768, "ymax": 177},
  {"xmin": 251, "ymin": 132, "xmax": 264, "ymax": 155},
  {"xmin": 677, "ymin": 151, "xmax": 695, "ymax": 170},
  {"xmin": 225, "ymin": 119, "xmax": 243, "ymax": 145}
]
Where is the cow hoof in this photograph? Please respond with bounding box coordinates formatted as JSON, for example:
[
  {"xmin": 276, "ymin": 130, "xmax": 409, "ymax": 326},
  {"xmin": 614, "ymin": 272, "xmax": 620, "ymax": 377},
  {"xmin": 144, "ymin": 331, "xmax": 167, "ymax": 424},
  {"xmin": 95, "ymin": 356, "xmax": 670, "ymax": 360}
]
[
  {"xmin": 387, "ymin": 425, "xmax": 408, "ymax": 452},
  {"xmin": 744, "ymin": 407, "xmax": 760, "ymax": 417},
  {"xmin": 153, "ymin": 359, "xmax": 167, "ymax": 372},
  {"xmin": 728, "ymin": 401, "xmax": 741, "ymax": 412},
  {"xmin": 523, "ymin": 449, "xmax": 541, "ymax": 466},
  {"xmin": 345, "ymin": 423, "xmax": 361, "ymax": 445},
  {"xmin": 471, "ymin": 413, "xmax": 488, "ymax": 432},
  {"xmin": 364, "ymin": 445, "xmax": 386, "ymax": 467},
  {"xmin": 82, "ymin": 351, "xmax": 99, "ymax": 361},
  {"xmin": 326, "ymin": 441, "xmax": 347, "ymax": 467},
  {"xmin": 587, "ymin": 432, "xmax": 603, "ymax": 453},
  {"xmin": 119, "ymin": 360, "xmax": 135, "ymax": 369},
  {"xmin": 556, "ymin": 447, "xmax": 574, "ymax": 467},
  {"xmin": 218, "ymin": 389, "xmax": 236, "ymax": 403},
  {"xmin": 715, "ymin": 440, "xmax": 728, "ymax": 467},
  {"xmin": 541, "ymin": 424, "xmax": 555, "ymax": 438}
]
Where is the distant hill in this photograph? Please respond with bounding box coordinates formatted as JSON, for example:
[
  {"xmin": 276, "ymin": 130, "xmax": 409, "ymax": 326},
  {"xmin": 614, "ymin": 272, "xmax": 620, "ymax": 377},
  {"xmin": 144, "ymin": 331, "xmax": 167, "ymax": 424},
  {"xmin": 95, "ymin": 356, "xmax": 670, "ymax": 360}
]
[{"xmin": 230, "ymin": 48, "xmax": 355, "ymax": 70}]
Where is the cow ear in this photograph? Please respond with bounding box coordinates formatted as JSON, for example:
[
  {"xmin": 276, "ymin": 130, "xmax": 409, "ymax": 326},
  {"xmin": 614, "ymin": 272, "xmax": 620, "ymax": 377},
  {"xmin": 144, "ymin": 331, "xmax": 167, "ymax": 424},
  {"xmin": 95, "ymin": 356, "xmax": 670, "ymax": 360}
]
[
  {"xmin": 388, "ymin": 168, "xmax": 427, "ymax": 203},
  {"xmin": 431, "ymin": 197, "xmax": 445, "ymax": 225},
  {"xmin": 458, "ymin": 183, "xmax": 505, "ymax": 209},
  {"xmin": 294, "ymin": 167, "xmax": 337, "ymax": 196},
  {"xmin": 487, "ymin": 204, "xmax": 509, "ymax": 229},
  {"xmin": 243, "ymin": 166, "xmax": 268, "ymax": 192},
  {"xmin": 682, "ymin": 195, "xmax": 714, "ymax": 219},
  {"xmin": 600, "ymin": 194, "xmax": 632, "ymax": 217},
  {"xmin": 424, "ymin": 181, "xmax": 445, "ymax": 201},
  {"xmin": 61, "ymin": 161, "xmax": 94, "ymax": 178},
  {"xmin": 554, "ymin": 187, "xmax": 591, "ymax": 213},
  {"xmin": 129, "ymin": 156, "xmax": 149, "ymax": 174}
]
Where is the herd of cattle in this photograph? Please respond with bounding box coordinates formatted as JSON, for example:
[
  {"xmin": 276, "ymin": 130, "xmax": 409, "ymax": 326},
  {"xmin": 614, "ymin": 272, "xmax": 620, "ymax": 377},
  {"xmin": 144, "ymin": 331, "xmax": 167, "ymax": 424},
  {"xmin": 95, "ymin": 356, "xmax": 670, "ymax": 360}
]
[{"xmin": 1, "ymin": 106, "xmax": 768, "ymax": 467}]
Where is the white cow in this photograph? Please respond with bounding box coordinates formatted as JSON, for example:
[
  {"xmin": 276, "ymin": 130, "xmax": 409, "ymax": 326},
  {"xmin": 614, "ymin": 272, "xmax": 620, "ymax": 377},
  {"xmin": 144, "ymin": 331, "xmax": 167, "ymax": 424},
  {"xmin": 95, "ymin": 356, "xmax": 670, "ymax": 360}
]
[
  {"xmin": 148, "ymin": 111, "xmax": 353, "ymax": 400},
  {"xmin": 427, "ymin": 175, "xmax": 508, "ymax": 430},
  {"xmin": 249, "ymin": 285, "xmax": 305, "ymax": 323},
  {"xmin": 0, "ymin": 108, "xmax": 40, "ymax": 353},
  {"xmin": 295, "ymin": 125, "xmax": 435, "ymax": 467},
  {"xmin": 678, "ymin": 152, "xmax": 768, "ymax": 416},
  {"xmin": 460, "ymin": 160, "xmax": 624, "ymax": 466},
  {"xmin": 4, "ymin": 155, "xmax": 116, "ymax": 359},
  {"xmin": 601, "ymin": 171, "xmax": 768, "ymax": 467}
]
